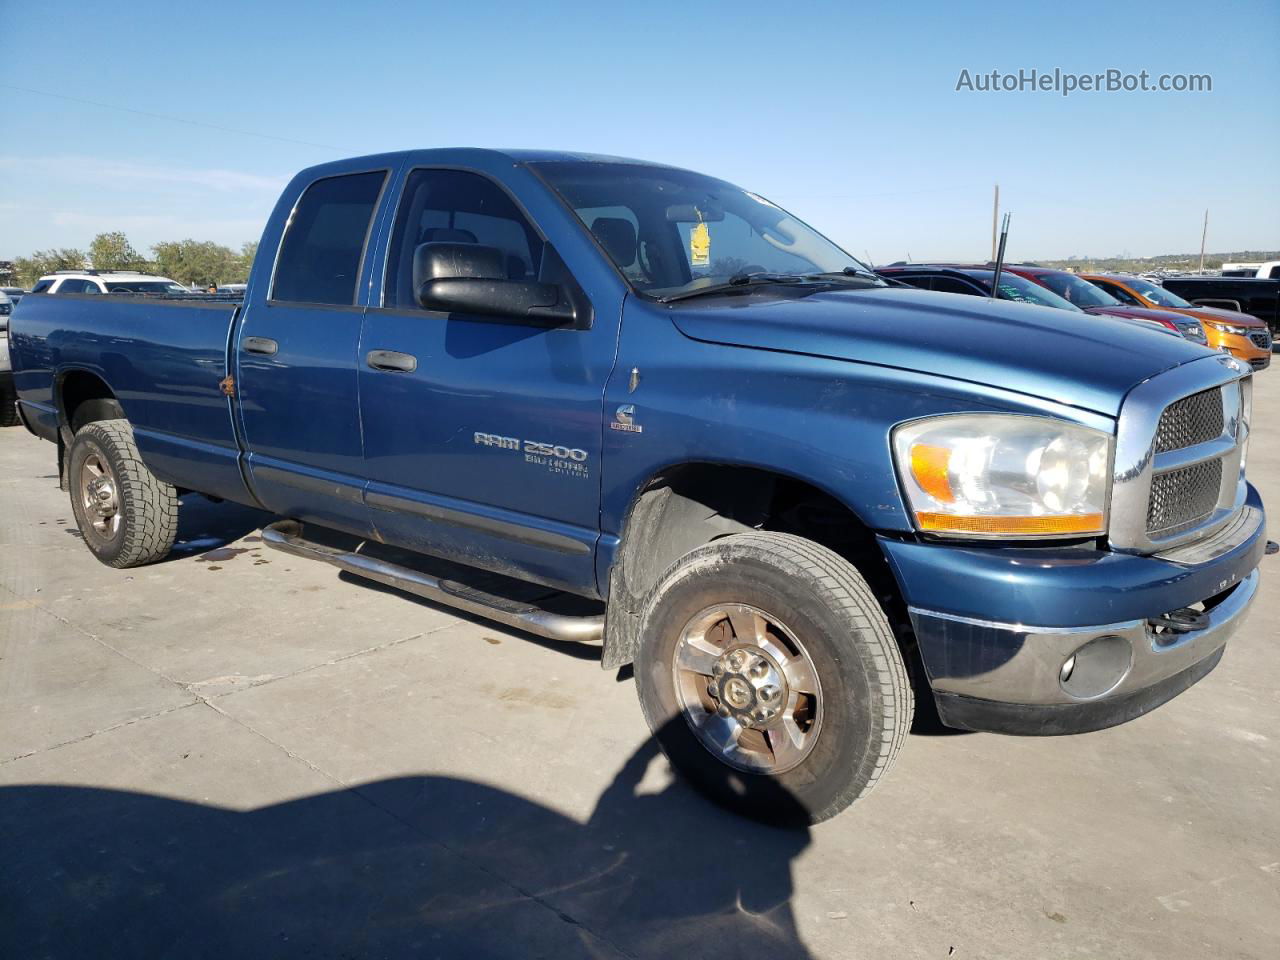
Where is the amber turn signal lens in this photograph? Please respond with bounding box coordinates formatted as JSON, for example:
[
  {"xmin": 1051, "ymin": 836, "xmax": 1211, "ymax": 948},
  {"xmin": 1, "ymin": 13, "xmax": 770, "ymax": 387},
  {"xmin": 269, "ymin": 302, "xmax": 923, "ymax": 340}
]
[
  {"xmin": 915, "ymin": 512, "xmax": 1105, "ymax": 535},
  {"xmin": 909, "ymin": 443, "xmax": 954, "ymax": 504}
]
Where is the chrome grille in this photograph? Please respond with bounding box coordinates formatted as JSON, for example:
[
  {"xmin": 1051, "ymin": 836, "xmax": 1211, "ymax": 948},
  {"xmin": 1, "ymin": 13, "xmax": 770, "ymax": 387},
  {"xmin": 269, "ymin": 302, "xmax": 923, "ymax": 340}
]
[
  {"xmin": 1146, "ymin": 458, "xmax": 1222, "ymax": 536},
  {"xmin": 1110, "ymin": 358, "xmax": 1247, "ymax": 554},
  {"xmin": 1153, "ymin": 388, "xmax": 1223, "ymax": 453},
  {"xmin": 1250, "ymin": 329, "xmax": 1272, "ymax": 350}
]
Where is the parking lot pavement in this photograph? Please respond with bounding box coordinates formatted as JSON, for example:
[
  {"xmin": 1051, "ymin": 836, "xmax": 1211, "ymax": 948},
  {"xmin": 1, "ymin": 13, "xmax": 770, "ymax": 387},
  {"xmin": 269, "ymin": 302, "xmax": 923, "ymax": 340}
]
[{"xmin": 2, "ymin": 377, "xmax": 1277, "ymax": 960}]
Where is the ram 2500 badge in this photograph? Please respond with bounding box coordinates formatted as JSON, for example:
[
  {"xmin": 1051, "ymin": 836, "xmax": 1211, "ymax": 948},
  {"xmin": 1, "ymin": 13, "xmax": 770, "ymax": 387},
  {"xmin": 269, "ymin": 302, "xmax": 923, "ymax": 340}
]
[{"xmin": 9, "ymin": 149, "xmax": 1266, "ymax": 822}]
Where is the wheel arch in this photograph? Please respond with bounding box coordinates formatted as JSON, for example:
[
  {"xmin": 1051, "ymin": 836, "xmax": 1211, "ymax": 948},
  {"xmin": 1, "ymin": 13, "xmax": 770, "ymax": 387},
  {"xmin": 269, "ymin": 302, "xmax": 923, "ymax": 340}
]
[
  {"xmin": 57, "ymin": 368, "xmax": 125, "ymax": 433},
  {"xmin": 53, "ymin": 368, "xmax": 126, "ymax": 489},
  {"xmin": 601, "ymin": 460, "xmax": 907, "ymax": 670}
]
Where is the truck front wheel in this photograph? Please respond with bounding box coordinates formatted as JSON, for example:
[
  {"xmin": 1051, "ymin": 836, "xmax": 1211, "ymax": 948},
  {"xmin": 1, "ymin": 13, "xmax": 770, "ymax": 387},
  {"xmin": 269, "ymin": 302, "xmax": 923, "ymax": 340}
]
[
  {"xmin": 634, "ymin": 532, "xmax": 912, "ymax": 824},
  {"xmin": 0, "ymin": 383, "xmax": 18, "ymax": 427},
  {"xmin": 67, "ymin": 419, "xmax": 178, "ymax": 568}
]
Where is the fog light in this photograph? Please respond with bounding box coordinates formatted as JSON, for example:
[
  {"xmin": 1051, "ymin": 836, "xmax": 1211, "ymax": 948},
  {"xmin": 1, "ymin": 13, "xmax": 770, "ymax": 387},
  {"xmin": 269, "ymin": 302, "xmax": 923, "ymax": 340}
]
[{"xmin": 1059, "ymin": 635, "xmax": 1133, "ymax": 700}]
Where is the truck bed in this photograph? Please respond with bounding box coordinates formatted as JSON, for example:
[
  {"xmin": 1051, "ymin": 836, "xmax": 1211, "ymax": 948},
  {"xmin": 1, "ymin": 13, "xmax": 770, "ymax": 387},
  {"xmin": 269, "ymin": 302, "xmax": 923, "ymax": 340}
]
[
  {"xmin": 1161, "ymin": 277, "xmax": 1279, "ymax": 332},
  {"xmin": 9, "ymin": 293, "xmax": 250, "ymax": 502}
]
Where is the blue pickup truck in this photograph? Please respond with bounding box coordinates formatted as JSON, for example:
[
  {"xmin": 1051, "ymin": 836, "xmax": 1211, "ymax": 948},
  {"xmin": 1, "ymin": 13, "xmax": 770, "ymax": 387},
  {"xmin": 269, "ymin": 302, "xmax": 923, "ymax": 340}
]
[{"xmin": 8, "ymin": 150, "xmax": 1267, "ymax": 822}]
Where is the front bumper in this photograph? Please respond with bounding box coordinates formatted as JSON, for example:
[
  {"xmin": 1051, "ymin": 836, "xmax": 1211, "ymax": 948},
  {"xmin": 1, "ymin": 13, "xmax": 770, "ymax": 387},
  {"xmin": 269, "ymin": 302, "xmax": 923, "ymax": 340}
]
[
  {"xmin": 1206, "ymin": 328, "xmax": 1271, "ymax": 370},
  {"xmin": 880, "ymin": 486, "xmax": 1266, "ymax": 735},
  {"xmin": 933, "ymin": 646, "xmax": 1226, "ymax": 735}
]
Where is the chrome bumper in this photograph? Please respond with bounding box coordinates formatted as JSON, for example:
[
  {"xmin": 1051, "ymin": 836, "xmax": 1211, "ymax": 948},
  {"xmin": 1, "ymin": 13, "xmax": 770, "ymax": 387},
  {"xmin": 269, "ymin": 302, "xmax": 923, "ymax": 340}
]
[{"xmin": 910, "ymin": 567, "xmax": 1258, "ymax": 708}]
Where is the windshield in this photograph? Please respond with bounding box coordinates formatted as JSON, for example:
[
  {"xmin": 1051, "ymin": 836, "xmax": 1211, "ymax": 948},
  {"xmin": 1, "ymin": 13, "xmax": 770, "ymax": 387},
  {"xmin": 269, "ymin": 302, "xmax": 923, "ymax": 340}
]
[
  {"xmin": 1032, "ymin": 272, "xmax": 1119, "ymax": 308},
  {"xmin": 532, "ymin": 161, "xmax": 871, "ymax": 299},
  {"xmin": 1122, "ymin": 276, "xmax": 1192, "ymax": 308},
  {"xmin": 105, "ymin": 280, "xmax": 189, "ymax": 294},
  {"xmin": 980, "ymin": 272, "xmax": 1082, "ymax": 311}
]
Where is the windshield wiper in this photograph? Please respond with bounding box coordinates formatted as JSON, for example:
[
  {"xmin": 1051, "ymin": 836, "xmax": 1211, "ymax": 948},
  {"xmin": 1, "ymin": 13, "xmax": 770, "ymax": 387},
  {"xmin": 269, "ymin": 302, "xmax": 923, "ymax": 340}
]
[
  {"xmin": 659, "ymin": 272, "xmax": 812, "ymax": 303},
  {"xmin": 806, "ymin": 267, "xmax": 885, "ymax": 284}
]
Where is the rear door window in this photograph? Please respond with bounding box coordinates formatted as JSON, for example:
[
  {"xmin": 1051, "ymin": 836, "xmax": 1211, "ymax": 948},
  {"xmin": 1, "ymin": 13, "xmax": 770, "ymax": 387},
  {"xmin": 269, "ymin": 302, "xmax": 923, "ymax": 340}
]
[
  {"xmin": 271, "ymin": 171, "xmax": 387, "ymax": 305},
  {"xmin": 55, "ymin": 278, "xmax": 88, "ymax": 294}
]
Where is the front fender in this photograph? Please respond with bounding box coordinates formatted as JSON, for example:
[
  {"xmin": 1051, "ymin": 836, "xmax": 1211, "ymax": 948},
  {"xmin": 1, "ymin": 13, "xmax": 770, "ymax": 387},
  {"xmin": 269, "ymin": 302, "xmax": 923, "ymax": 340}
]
[{"xmin": 597, "ymin": 303, "xmax": 1116, "ymax": 586}]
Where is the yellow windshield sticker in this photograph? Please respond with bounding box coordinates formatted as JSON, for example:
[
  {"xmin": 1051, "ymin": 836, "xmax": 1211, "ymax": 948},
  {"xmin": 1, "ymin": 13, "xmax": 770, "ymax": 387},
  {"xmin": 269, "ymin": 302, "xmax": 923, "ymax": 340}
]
[{"xmin": 690, "ymin": 221, "xmax": 710, "ymax": 267}]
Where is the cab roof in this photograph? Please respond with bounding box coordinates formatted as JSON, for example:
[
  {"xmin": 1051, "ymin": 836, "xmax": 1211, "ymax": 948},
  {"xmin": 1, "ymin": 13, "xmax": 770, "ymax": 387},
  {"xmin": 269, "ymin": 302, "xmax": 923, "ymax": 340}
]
[{"xmin": 291, "ymin": 148, "xmax": 701, "ymax": 183}]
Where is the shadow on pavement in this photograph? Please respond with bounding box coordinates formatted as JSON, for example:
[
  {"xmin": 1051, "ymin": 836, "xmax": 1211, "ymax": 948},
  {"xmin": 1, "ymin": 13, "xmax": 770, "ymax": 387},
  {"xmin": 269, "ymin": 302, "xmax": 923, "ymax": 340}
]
[
  {"xmin": 1, "ymin": 720, "xmax": 814, "ymax": 958},
  {"xmin": 168, "ymin": 495, "xmax": 273, "ymax": 558}
]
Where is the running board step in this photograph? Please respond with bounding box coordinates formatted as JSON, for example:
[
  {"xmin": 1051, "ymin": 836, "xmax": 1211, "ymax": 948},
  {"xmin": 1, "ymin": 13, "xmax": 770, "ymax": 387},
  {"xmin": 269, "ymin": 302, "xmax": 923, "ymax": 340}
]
[{"xmin": 261, "ymin": 520, "xmax": 604, "ymax": 643}]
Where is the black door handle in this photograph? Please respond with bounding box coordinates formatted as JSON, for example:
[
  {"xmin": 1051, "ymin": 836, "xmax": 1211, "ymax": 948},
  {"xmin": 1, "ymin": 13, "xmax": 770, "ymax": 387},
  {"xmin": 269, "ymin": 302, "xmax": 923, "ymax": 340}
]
[
  {"xmin": 243, "ymin": 336, "xmax": 279, "ymax": 356},
  {"xmin": 366, "ymin": 350, "xmax": 418, "ymax": 373}
]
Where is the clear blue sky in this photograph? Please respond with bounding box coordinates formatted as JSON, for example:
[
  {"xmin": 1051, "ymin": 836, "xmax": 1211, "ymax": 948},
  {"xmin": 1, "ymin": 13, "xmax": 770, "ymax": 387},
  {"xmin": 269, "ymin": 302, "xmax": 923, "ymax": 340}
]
[{"xmin": 2, "ymin": 0, "xmax": 1276, "ymax": 264}]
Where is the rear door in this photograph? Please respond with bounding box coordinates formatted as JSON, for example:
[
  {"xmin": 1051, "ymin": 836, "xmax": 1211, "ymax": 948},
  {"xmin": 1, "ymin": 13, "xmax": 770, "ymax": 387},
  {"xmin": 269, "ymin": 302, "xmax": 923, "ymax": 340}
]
[
  {"xmin": 357, "ymin": 166, "xmax": 617, "ymax": 594},
  {"xmin": 234, "ymin": 166, "xmax": 390, "ymax": 537}
]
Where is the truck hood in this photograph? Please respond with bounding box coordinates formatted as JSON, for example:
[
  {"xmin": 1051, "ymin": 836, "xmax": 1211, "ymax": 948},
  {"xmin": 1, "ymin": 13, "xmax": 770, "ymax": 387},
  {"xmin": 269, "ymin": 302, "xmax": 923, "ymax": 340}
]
[
  {"xmin": 1185, "ymin": 305, "xmax": 1268, "ymax": 327},
  {"xmin": 668, "ymin": 286, "xmax": 1209, "ymax": 417},
  {"xmin": 1082, "ymin": 304, "xmax": 1189, "ymax": 325}
]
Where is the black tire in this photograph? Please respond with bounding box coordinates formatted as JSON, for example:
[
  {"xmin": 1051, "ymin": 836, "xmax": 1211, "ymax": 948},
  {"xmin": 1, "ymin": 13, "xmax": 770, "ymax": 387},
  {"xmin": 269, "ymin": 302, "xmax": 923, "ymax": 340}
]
[
  {"xmin": 634, "ymin": 531, "xmax": 912, "ymax": 824},
  {"xmin": 0, "ymin": 385, "xmax": 18, "ymax": 427},
  {"xmin": 67, "ymin": 419, "xmax": 178, "ymax": 568}
]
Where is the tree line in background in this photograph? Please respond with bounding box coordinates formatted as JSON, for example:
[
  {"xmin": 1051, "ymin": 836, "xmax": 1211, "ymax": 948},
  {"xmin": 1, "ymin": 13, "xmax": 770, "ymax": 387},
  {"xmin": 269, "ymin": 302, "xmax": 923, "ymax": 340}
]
[
  {"xmin": 11, "ymin": 232, "xmax": 259, "ymax": 288},
  {"xmin": 1039, "ymin": 250, "xmax": 1280, "ymax": 275}
]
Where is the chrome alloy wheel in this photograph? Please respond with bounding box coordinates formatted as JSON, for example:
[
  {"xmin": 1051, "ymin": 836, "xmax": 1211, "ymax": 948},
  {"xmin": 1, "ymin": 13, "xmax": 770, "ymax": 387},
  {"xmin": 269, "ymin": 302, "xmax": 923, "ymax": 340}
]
[
  {"xmin": 80, "ymin": 451, "xmax": 122, "ymax": 542},
  {"xmin": 672, "ymin": 602, "xmax": 823, "ymax": 774}
]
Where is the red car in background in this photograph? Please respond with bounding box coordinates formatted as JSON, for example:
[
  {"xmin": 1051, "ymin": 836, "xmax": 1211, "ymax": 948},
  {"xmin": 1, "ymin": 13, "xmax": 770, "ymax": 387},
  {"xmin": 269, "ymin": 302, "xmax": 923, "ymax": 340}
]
[{"xmin": 999, "ymin": 264, "xmax": 1208, "ymax": 345}]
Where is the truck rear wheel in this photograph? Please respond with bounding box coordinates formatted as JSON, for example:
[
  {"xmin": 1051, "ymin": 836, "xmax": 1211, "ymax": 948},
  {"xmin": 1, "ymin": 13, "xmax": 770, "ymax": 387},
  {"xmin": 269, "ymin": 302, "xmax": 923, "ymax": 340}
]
[
  {"xmin": 67, "ymin": 419, "xmax": 178, "ymax": 568},
  {"xmin": 634, "ymin": 532, "xmax": 912, "ymax": 824}
]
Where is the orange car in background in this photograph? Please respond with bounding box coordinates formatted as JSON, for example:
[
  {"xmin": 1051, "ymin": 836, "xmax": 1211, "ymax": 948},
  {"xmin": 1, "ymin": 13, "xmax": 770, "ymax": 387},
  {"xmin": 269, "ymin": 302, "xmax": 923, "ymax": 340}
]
[{"xmin": 1083, "ymin": 273, "xmax": 1272, "ymax": 371}]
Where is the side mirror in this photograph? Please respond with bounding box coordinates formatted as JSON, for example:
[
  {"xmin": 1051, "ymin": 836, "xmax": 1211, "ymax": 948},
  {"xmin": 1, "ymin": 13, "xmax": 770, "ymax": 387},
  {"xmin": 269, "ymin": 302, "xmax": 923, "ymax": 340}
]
[{"xmin": 414, "ymin": 241, "xmax": 578, "ymax": 326}]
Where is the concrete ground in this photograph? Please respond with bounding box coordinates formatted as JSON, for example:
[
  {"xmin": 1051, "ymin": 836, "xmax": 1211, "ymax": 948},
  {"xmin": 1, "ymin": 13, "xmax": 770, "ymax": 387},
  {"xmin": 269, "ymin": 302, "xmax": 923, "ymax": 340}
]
[{"xmin": 2, "ymin": 374, "xmax": 1278, "ymax": 960}]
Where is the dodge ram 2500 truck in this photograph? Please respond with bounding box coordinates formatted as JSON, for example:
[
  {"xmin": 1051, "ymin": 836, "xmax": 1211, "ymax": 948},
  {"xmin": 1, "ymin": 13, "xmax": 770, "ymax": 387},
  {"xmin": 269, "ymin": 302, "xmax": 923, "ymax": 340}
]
[{"xmin": 9, "ymin": 149, "xmax": 1267, "ymax": 823}]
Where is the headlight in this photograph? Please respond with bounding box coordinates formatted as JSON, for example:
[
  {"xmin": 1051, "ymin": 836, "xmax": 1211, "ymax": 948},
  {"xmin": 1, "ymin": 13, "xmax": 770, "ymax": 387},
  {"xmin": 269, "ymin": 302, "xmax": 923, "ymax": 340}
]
[
  {"xmin": 1213, "ymin": 323, "xmax": 1250, "ymax": 336},
  {"xmin": 892, "ymin": 414, "xmax": 1111, "ymax": 538}
]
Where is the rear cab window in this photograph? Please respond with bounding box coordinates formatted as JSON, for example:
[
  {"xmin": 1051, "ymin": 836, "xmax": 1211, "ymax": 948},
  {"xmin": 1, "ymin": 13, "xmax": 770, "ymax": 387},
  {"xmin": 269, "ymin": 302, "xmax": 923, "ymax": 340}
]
[{"xmin": 271, "ymin": 171, "xmax": 387, "ymax": 305}]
